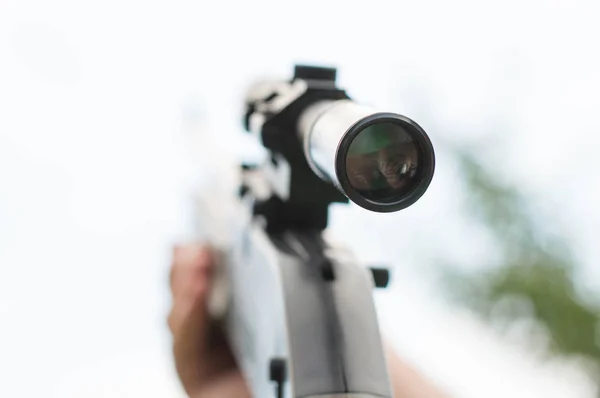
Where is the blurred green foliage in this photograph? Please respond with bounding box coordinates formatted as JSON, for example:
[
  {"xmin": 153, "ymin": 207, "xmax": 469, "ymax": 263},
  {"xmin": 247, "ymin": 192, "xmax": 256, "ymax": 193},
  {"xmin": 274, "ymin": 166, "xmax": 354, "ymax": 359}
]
[{"xmin": 446, "ymin": 148, "xmax": 600, "ymax": 368}]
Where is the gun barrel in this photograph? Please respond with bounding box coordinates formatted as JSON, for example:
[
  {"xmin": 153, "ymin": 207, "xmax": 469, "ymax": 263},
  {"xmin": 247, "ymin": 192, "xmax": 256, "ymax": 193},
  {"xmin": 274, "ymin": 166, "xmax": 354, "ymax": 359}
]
[{"xmin": 298, "ymin": 99, "xmax": 435, "ymax": 212}]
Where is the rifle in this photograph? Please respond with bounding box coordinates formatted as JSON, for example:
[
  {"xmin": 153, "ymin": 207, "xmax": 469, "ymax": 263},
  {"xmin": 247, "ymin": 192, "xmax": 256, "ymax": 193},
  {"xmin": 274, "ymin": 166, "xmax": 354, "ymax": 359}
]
[{"xmin": 200, "ymin": 65, "xmax": 435, "ymax": 398}]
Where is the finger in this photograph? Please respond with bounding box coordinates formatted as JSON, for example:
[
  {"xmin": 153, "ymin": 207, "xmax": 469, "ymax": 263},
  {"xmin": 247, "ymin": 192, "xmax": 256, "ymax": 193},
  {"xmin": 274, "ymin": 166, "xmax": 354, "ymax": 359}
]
[
  {"xmin": 384, "ymin": 342, "xmax": 450, "ymax": 398},
  {"xmin": 169, "ymin": 244, "xmax": 215, "ymax": 394},
  {"xmin": 198, "ymin": 371, "xmax": 252, "ymax": 398},
  {"xmin": 170, "ymin": 243, "xmax": 211, "ymax": 298}
]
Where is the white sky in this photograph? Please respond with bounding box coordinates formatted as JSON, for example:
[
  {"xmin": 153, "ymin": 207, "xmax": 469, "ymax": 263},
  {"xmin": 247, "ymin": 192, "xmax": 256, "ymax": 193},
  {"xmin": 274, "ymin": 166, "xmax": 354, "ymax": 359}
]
[{"xmin": 1, "ymin": 0, "xmax": 599, "ymax": 397}]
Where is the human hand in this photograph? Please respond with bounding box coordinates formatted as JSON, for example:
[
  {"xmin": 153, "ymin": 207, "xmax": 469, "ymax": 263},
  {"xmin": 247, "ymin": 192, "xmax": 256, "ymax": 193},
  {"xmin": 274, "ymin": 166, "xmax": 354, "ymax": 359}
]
[{"xmin": 168, "ymin": 243, "xmax": 250, "ymax": 398}]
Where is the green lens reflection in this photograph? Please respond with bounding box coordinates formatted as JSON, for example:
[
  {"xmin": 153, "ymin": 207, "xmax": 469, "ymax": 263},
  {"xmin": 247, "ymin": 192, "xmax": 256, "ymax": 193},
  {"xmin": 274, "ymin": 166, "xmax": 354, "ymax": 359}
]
[{"xmin": 345, "ymin": 122, "xmax": 420, "ymax": 203}]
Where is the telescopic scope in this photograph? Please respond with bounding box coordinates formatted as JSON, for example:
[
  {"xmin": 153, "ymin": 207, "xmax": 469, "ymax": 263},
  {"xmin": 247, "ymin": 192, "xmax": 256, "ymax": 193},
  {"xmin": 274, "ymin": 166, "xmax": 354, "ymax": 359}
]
[
  {"xmin": 298, "ymin": 98, "xmax": 434, "ymax": 212},
  {"xmin": 244, "ymin": 65, "xmax": 435, "ymax": 213}
]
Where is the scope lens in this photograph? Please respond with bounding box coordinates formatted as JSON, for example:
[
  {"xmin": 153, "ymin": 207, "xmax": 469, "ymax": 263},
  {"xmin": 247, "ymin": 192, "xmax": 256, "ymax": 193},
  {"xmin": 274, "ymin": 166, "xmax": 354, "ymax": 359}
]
[{"xmin": 345, "ymin": 121, "xmax": 421, "ymax": 203}]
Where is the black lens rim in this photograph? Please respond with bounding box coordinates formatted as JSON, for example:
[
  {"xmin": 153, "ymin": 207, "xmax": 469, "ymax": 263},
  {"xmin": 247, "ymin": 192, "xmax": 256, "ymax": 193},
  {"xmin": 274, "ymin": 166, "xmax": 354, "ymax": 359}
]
[{"xmin": 335, "ymin": 112, "xmax": 435, "ymax": 213}]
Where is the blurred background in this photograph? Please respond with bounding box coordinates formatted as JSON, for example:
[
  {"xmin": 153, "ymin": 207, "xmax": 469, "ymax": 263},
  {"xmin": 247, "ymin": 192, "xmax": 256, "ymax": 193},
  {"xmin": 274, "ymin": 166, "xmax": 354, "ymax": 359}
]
[{"xmin": 1, "ymin": 0, "xmax": 599, "ymax": 397}]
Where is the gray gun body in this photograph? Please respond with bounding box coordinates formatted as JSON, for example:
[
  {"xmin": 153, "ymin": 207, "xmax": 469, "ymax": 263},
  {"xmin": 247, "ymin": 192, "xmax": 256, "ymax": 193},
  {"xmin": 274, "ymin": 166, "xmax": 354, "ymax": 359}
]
[
  {"xmin": 197, "ymin": 64, "xmax": 430, "ymax": 398},
  {"xmin": 223, "ymin": 199, "xmax": 393, "ymax": 398}
]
